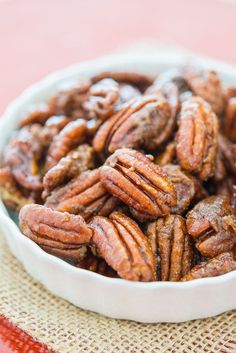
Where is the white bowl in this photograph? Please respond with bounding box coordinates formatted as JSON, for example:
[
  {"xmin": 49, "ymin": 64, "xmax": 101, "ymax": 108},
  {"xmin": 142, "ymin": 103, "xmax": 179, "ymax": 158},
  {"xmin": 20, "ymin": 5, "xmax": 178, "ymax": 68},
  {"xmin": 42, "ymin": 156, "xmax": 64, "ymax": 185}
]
[{"xmin": 0, "ymin": 53, "xmax": 236, "ymax": 323}]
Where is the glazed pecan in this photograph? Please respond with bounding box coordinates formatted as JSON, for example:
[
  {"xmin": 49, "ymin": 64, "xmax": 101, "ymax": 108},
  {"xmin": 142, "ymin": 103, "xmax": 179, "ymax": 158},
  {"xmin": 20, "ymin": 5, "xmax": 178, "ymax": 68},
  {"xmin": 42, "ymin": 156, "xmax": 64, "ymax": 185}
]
[
  {"xmin": 90, "ymin": 211, "xmax": 156, "ymax": 281},
  {"xmin": 154, "ymin": 141, "xmax": 176, "ymax": 166},
  {"xmin": 83, "ymin": 79, "xmax": 120, "ymax": 121},
  {"xmin": 100, "ymin": 149, "xmax": 177, "ymax": 221},
  {"xmin": 19, "ymin": 204, "xmax": 93, "ymax": 248},
  {"xmin": 44, "ymin": 119, "xmax": 86, "ymax": 171},
  {"xmin": 186, "ymin": 196, "xmax": 236, "ymax": 257},
  {"xmin": 93, "ymin": 95, "xmax": 172, "ymax": 154},
  {"xmin": 43, "ymin": 144, "xmax": 95, "ymax": 197},
  {"xmin": 181, "ymin": 252, "xmax": 236, "ymax": 281},
  {"xmin": 119, "ymin": 84, "xmax": 141, "ymax": 103},
  {"xmin": 41, "ymin": 244, "xmax": 87, "ymax": 263},
  {"xmin": 146, "ymin": 215, "xmax": 194, "ymax": 281},
  {"xmin": 182, "ymin": 66, "xmax": 225, "ymax": 115},
  {"xmin": 91, "ymin": 71, "xmax": 153, "ymax": 92},
  {"xmin": 45, "ymin": 169, "xmax": 119, "ymax": 221},
  {"xmin": 19, "ymin": 104, "xmax": 53, "ymax": 127},
  {"xmin": 76, "ymin": 249, "xmax": 117, "ymax": 277},
  {"xmin": 162, "ymin": 164, "xmax": 196, "ymax": 214},
  {"xmin": 176, "ymin": 97, "xmax": 219, "ymax": 180},
  {"xmin": 218, "ymin": 134, "xmax": 236, "ymax": 175},
  {"xmin": 3, "ymin": 125, "xmax": 45, "ymax": 191},
  {"xmin": 0, "ymin": 167, "xmax": 32, "ymax": 211},
  {"xmin": 223, "ymin": 96, "xmax": 236, "ymax": 143}
]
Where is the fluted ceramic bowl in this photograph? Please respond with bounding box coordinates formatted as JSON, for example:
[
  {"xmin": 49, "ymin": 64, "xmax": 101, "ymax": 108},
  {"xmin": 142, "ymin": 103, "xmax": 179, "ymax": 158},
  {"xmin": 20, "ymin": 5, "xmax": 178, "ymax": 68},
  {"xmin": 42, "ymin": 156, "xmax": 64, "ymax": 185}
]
[{"xmin": 0, "ymin": 53, "xmax": 235, "ymax": 323}]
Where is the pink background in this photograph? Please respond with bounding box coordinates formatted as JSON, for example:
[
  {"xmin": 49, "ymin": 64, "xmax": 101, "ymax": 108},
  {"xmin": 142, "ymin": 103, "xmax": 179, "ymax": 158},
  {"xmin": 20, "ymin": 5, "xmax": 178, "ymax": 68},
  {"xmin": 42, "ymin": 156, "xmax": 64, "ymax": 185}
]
[{"xmin": 1, "ymin": 0, "xmax": 236, "ymax": 114}]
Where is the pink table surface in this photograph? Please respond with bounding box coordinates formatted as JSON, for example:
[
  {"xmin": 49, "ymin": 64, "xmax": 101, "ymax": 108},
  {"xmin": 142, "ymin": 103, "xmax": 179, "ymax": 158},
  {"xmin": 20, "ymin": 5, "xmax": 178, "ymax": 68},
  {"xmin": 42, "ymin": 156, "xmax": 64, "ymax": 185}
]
[{"xmin": 1, "ymin": 0, "xmax": 236, "ymax": 115}]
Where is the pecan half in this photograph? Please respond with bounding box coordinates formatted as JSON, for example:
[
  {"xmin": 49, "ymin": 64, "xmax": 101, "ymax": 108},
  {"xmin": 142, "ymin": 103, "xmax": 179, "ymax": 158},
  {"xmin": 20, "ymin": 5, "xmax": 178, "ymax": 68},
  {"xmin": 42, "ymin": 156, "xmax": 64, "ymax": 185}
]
[
  {"xmin": 176, "ymin": 97, "xmax": 219, "ymax": 180},
  {"xmin": 181, "ymin": 252, "xmax": 236, "ymax": 281},
  {"xmin": 186, "ymin": 196, "xmax": 236, "ymax": 257},
  {"xmin": 162, "ymin": 164, "xmax": 196, "ymax": 214},
  {"xmin": 3, "ymin": 125, "xmax": 45, "ymax": 191},
  {"xmin": 19, "ymin": 104, "xmax": 53, "ymax": 127},
  {"xmin": 93, "ymin": 95, "xmax": 172, "ymax": 154},
  {"xmin": 146, "ymin": 215, "xmax": 194, "ymax": 281},
  {"xmin": 100, "ymin": 149, "xmax": 176, "ymax": 221},
  {"xmin": 223, "ymin": 96, "xmax": 236, "ymax": 143},
  {"xmin": 182, "ymin": 66, "xmax": 225, "ymax": 115},
  {"xmin": 41, "ymin": 244, "xmax": 88, "ymax": 263},
  {"xmin": 119, "ymin": 84, "xmax": 141, "ymax": 103},
  {"xmin": 90, "ymin": 212, "xmax": 156, "ymax": 281},
  {"xmin": 218, "ymin": 134, "xmax": 236, "ymax": 175},
  {"xmin": 19, "ymin": 204, "xmax": 93, "ymax": 248},
  {"xmin": 76, "ymin": 249, "xmax": 117, "ymax": 277},
  {"xmin": 44, "ymin": 119, "xmax": 86, "ymax": 171},
  {"xmin": 45, "ymin": 169, "xmax": 118, "ymax": 221},
  {"xmin": 43, "ymin": 144, "xmax": 95, "ymax": 198}
]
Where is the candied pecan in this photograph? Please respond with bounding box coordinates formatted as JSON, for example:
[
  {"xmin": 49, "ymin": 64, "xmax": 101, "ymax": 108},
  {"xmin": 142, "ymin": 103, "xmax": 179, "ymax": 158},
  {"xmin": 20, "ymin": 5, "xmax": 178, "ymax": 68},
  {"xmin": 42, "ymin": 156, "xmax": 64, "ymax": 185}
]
[
  {"xmin": 41, "ymin": 244, "xmax": 87, "ymax": 263},
  {"xmin": 222, "ymin": 96, "xmax": 236, "ymax": 143},
  {"xmin": 119, "ymin": 84, "xmax": 141, "ymax": 103},
  {"xmin": 100, "ymin": 149, "xmax": 176, "ymax": 221},
  {"xmin": 43, "ymin": 144, "xmax": 95, "ymax": 197},
  {"xmin": 218, "ymin": 134, "xmax": 236, "ymax": 175},
  {"xmin": 44, "ymin": 119, "xmax": 86, "ymax": 171},
  {"xmin": 216, "ymin": 176, "xmax": 236, "ymax": 211},
  {"xmin": 93, "ymin": 95, "xmax": 173, "ymax": 153},
  {"xmin": 176, "ymin": 97, "xmax": 219, "ymax": 180},
  {"xmin": 182, "ymin": 65, "xmax": 225, "ymax": 115},
  {"xmin": 146, "ymin": 215, "xmax": 194, "ymax": 281},
  {"xmin": 0, "ymin": 167, "xmax": 32, "ymax": 211},
  {"xmin": 48, "ymin": 80, "xmax": 91, "ymax": 118},
  {"xmin": 45, "ymin": 169, "xmax": 119, "ymax": 221},
  {"xmin": 19, "ymin": 104, "xmax": 53, "ymax": 127},
  {"xmin": 186, "ymin": 196, "xmax": 236, "ymax": 257},
  {"xmin": 83, "ymin": 79, "xmax": 120, "ymax": 121},
  {"xmin": 162, "ymin": 164, "xmax": 196, "ymax": 214},
  {"xmin": 91, "ymin": 71, "xmax": 153, "ymax": 92},
  {"xmin": 181, "ymin": 252, "xmax": 236, "ymax": 281},
  {"xmin": 3, "ymin": 125, "xmax": 45, "ymax": 191},
  {"xmin": 19, "ymin": 204, "xmax": 93, "ymax": 248},
  {"xmin": 90, "ymin": 212, "xmax": 156, "ymax": 281},
  {"xmin": 154, "ymin": 141, "xmax": 176, "ymax": 165},
  {"xmin": 76, "ymin": 250, "xmax": 117, "ymax": 277}
]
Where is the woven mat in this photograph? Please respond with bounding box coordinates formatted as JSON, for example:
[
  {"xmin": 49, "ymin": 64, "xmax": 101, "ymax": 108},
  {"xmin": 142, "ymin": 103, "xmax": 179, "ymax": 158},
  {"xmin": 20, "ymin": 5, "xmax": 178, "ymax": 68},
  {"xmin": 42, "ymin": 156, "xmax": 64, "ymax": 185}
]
[{"xmin": 0, "ymin": 232, "xmax": 235, "ymax": 353}]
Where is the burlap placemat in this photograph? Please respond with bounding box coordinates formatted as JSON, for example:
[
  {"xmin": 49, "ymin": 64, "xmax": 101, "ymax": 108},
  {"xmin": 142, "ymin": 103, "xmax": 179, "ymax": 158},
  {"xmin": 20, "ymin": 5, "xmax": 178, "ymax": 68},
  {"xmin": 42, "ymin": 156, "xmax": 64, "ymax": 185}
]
[{"xmin": 0, "ymin": 232, "xmax": 235, "ymax": 353}]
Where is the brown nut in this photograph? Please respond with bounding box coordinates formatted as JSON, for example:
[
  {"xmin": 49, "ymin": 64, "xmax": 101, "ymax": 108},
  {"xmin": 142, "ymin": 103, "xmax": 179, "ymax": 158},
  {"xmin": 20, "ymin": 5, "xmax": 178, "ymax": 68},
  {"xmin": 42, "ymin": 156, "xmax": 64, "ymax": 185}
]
[
  {"xmin": 176, "ymin": 97, "xmax": 219, "ymax": 180},
  {"xmin": 19, "ymin": 105, "xmax": 53, "ymax": 127},
  {"xmin": 218, "ymin": 134, "xmax": 236, "ymax": 175},
  {"xmin": 43, "ymin": 144, "xmax": 95, "ymax": 198},
  {"xmin": 45, "ymin": 169, "xmax": 119, "ymax": 221},
  {"xmin": 162, "ymin": 164, "xmax": 196, "ymax": 214},
  {"xmin": 3, "ymin": 125, "xmax": 45, "ymax": 191},
  {"xmin": 146, "ymin": 215, "xmax": 194, "ymax": 281},
  {"xmin": 90, "ymin": 211, "xmax": 156, "ymax": 281},
  {"xmin": 181, "ymin": 252, "xmax": 236, "ymax": 281},
  {"xmin": 119, "ymin": 84, "xmax": 141, "ymax": 103},
  {"xmin": 41, "ymin": 244, "xmax": 88, "ymax": 264},
  {"xmin": 186, "ymin": 196, "xmax": 236, "ymax": 257},
  {"xmin": 19, "ymin": 204, "xmax": 93, "ymax": 249},
  {"xmin": 223, "ymin": 95, "xmax": 236, "ymax": 143},
  {"xmin": 45, "ymin": 119, "xmax": 86, "ymax": 171},
  {"xmin": 93, "ymin": 95, "xmax": 173, "ymax": 154},
  {"xmin": 100, "ymin": 149, "xmax": 177, "ymax": 221},
  {"xmin": 182, "ymin": 66, "xmax": 225, "ymax": 115},
  {"xmin": 154, "ymin": 141, "xmax": 176, "ymax": 166}
]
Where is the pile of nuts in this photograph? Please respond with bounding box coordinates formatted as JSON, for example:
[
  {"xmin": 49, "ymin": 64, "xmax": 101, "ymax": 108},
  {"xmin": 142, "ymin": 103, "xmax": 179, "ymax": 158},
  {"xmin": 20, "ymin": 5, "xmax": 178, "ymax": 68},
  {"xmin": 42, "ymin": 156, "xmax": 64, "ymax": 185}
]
[{"xmin": 1, "ymin": 66, "xmax": 236, "ymax": 282}]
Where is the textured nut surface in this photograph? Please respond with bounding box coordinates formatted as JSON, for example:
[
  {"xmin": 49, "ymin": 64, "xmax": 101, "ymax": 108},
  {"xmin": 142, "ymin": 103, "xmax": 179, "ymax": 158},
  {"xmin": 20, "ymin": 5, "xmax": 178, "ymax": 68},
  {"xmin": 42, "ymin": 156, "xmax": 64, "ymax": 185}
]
[
  {"xmin": 90, "ymin": 212, "xmax": 156, "ymax": 281},
  {"xmin": 146, "ymin": 215, "xmax": 193, "ymax": 281},
  {"xmin": 176, "ymin": 97, "xmax": 219, "ymax": 180},
  {"xmin": 93, "ymin": 95, "xmax": 173, "ymax": 153},
  {"xmin": 45, "ymin": 169, "xmax": 118, "ymax": 221},
  {"xmin": 223, "ymin": 95, "xmax": 236, "ymax": 143},
  {"xmin": 19, "ymin": 105, "xmax": 53, "ymax": 127},
  {"xmin": 218, "ymin": 134, "xmax": 236, "ymax": 175},
  {"xmin": 186, "ymin": 196, "xmax": 236, "ymax": 257},
  {"xmin": 45, "ymin": 119, "xmax": 86, "ymax": 171},
  {"xmin": 19, "ymin": 204, "xmax": 93, "ymax": 248},
  {"xmin": 43, "ymin": 144, "xmax": 95, "ymax": 197},
  {"xmin": 100, "ymin": 149, "xmax": 177, "ymax": 221},
  {"xmin": 155, "ymin": 141, "xmax": 176, "ymax": 166},
  {"xmin": 41, "ymin": 244, "xmax": 88, "ymax": 263},
  {"xmin": 181, "ymin": 252, "xmax": 236, "ymax": 281}
]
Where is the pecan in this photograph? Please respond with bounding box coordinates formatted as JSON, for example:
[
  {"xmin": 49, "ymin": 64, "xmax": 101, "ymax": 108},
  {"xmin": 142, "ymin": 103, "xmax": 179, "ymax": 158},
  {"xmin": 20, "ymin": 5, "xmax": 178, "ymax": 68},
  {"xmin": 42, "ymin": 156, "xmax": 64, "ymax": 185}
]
[
  {"xmin": 83, "ymin": 79, "xmax": 120, "ymax": 121},
  {"xmin": 90, "ymin": 212, "xmax": 156, "ymax": 281},
  {"xmin": 119, "ymin": 84, "xmax": 141, "ymax": 103},
  {"xmin": 146, "ymin": 215, "xmax": 194, "ymax": 281},
  {"xmin": 44, "ymin": 119, "xmax": 86, "ymax": 171},
  {"xmin": 218, "ymin": 134, "xmax": 236, "ymax": 175},
  {"xmin": 19, "ymin": 104, "xmax": 53, "ymax": 127},
  {"xmin": 3, "ymin": 125, "xmax": 44, "ymax": 191},
  {"xmin": 182, "ymin": 66, "xmax": 225, "ymax": 115},
  {"xmin": 43, "ymin": 144, "xmax": 95, "ymax": 198},
  {"xmin": 181, "ymin": 252, "xmax": 236, "ymax": 281},
  {"xmin": 154, "ymin": 141, "xmax": 176, "ymax": 165},
  {"xmin": 186, "ymin": 196, "xmax": 236, "ymax": 257},
  {"xmin": 223, "ymin": 96, "xmax": 236, "ymax": 143},
  {"xmin": 162, "ymin": 164, "xmax": 196, "ymax": 214},
  {"xmin": 91, "ymin": 71, "xmax": 153, "ymax": 92},
  {"xmin": 76, "ymin": 249, "xmax": 117, "ymax": 277},
  {"xmin": 45, "ymin": 169, "xmax": 119, "ymax": 221},
  {"xmin": 19, "ymin": 204, "xmax": 93, "ymax": 248},
  {"xmin": 100, "ymin": 149, "xmax": 176, "ymax": 221},
  {"xmin": 0, "ymin": 167, "xmax": 32, "ymax": 211},
  {"xmin": 93, "ymin": 95, "xmax": 173, "ymax": 154},
  {"xmin": 176, "ymin": 97, "xmax": 219, "ymax": 180},
  {"xmin": 41, "ymin": 244, "xmax": 87, "ymax": 263}
]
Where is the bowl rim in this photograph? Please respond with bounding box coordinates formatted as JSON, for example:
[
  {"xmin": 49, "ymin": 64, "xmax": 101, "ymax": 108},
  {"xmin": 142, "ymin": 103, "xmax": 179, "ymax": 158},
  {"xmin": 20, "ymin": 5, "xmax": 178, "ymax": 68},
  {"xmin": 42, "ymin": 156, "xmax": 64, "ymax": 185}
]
[{"xmin": 0, "ymin": 52, "xmax": 236, "ymax": 289}]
